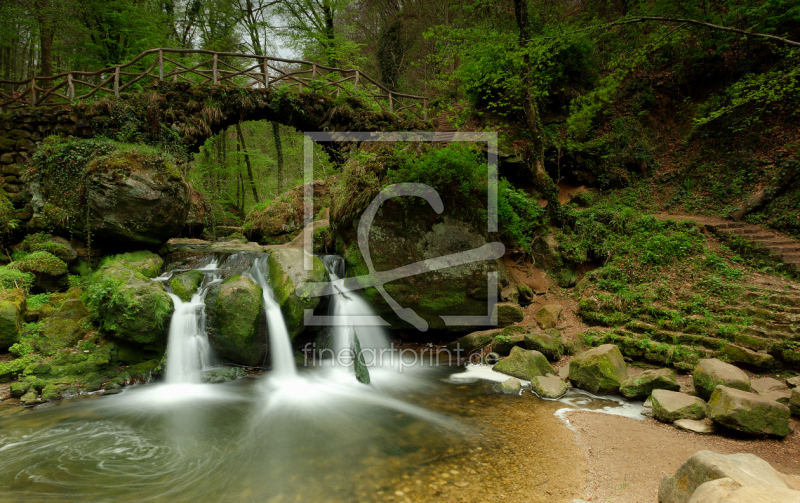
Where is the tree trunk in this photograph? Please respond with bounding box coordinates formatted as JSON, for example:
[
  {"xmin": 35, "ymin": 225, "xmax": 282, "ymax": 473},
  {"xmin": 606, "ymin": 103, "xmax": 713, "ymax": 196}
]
[
  {"xmin": 236, "ymin": 122, "xmax": 260, "ymax": 204},
  {"xmin": 35, "ymin": 0, "xmax": 55, "ymax": 87},
  {"xmin": 272, "ymin": 121, "xmax": 284, "ymax": 192},
  {"xmin": 322, "ymin": 1, "xmax": 337, "ymax": 67}
]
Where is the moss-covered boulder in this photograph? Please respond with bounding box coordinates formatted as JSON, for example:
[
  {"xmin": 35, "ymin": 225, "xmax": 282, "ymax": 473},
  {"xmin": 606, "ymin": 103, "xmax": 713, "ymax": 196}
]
[
  {"xmin": 205, "ymin": 275, "xmax": 264, "ymax": 365},
  {"xmin": 493, "ymin": 346, "xmax": 555, "ymax": 381},
  {"xmin": 37, "ymin": 317, "xmax": 83, "ymax": 355},
  {"xmin": 86, "ymin": 265, "xmax": 174, "ymax": 344},
  {"xmin": 498, "ymin": 377, "xmax": 521, "ymax": 394},
  {"xmin": 492, "ymin": 302, "xmax": 524, "ymax": 327},
  {"xmin": 707, "ymin": 386, "xmax": 790, "ymax": 437},
  {"xmin": 103, "ymin": 251, "xmax": 164, "ymax": 278},
  {"xmin": 524, "ymin": 330, "xmax": 565, "ymax": 361},
  {"xmin": 790, "ymin": 388, "xmax": 799, "ymax": 416},
  {"xmin": 446, "ymin": 328, "xmax": 502, "ymax": 355},
  {"xmin": 54, "ymin": 298, "xmax": 90, "ymax": 321},
  {"xmin": 693, "ymin": 358, "xmax": 750, "ymax": 401},
  {"xmin": 267, "ymin": 248, "xmax": 328, "ymax": 339},
  {"xmin": 245, "ymin": 179, "xmax": 330, "ymax": 244},
  {"xmin": 720, "ymin": 342, "xmax": 774, "ymax": 369},
  {"xmin": 0, "ymin": 289, "xmax": 26, "ymax": 351},
  {"xmin": 21, "ymin": 233, "xmax": 77, "ymax": 263},
  {"xmin": 8, "ymin": 251, "xmax": 68, "ymax": 292},
  {"xmin": 492, "ymin": 334, "xmax": 526, "ymax": 356},
  {"xmin": 535, "ymin": 304, "xmax": 562, "ymax": 329},
  {"xmin": 568, "ymin": 344, "xmax": 628, "ymax": 394},
  {"xmin": 201, "ymin": 367, "xmax": 247, "ymax": 383},
  {"xmin": 169, "ymin": 270, "xmax": 205, "ymax": 301},
  {"xmin": 651, "ymin": 389, "xmax": 707, "ymax": 423},
  {"xmin": 619, "ymin": 369, "xmax": 681, "ymax": 399},
  {"xmin": 530, "ymin": 375, "xmax": 568, "ymax": 398}
]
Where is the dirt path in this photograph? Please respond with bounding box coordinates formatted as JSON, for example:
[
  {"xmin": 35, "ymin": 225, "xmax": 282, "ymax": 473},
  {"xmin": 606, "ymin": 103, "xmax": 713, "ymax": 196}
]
[{"xmin": 564, "ymin": 411, "xmax": 800, "ymax": 502}]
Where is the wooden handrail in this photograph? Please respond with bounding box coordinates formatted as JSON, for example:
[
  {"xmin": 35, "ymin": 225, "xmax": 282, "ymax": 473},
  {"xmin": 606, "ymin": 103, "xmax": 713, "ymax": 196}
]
[{"xmin": 0, "ymin": 47, "xmax": 428, "ymax": 121}]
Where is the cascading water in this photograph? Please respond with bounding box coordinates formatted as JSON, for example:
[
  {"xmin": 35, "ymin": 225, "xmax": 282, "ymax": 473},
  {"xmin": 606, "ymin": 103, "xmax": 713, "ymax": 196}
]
[{"xmin": 246, "ymin": 256, "xmax": 297, "ymax": 379}]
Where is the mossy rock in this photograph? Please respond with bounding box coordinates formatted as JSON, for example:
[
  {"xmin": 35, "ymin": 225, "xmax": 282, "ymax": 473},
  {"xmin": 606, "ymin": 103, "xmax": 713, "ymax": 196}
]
[
  {"xmin": 692, "ymin": 358, "xmax": 750, "ymax": 401},
  {"xmin": 41, "ymin": 383, "xmax": 64, "ymax": 401},
  {"xmin": 707, "ymin": 386, "xmax": 790, "ymax": 437},
  {"xmin": 125, "ymin": 359, "xmax": 161, "ymax": 380},
  {"xmin": 530, "ymin": 375, "xmax": 568, "ymax": 398},
  {"xmin": 201, "ymin": 367, "xmax": 246, "ymax": 383},
  {"xmin": 267, "ymin": 248, "xmax": 328, "ymax": 339},
  {"xmin": 54, "ymin": 298, "xmax": 90, "ymax": 321},
  {"xmin": 568, "ymin": 344, "xmax": 628, "ymax": 395},
  {"xmin": 492, "ymin": 346, "xmax": 554, "ymax": 381},
  {"xmin": 37, "ymin": 317, "xmax": 84, "ymax": 355},
  {"xmin": 169, "ymin": 270, "xmax": 205, "ymax": 301},
  {"xmin": 205, "ymin": 275, "xmax": 264, "ymax": 366},
  {"xmin": 535, "ymin": 304, "xmax": 562, "ymax": 330},
  {"xmin": 619, "ymin": 368, "xmax": 680, "ymax": 399},
  {"xmin": 445, "ymin": 328, "xmax": 502, "ymax": 355},
  {"xmin": 789, "ymin": 388, "xmax": 799, "ymax": 416},
  {"xmin": 103, "ymin": 251, "xmax": 164, "ymax": 278},
  {"xmin": 8, "ymin": 251, "xmax": 68, "ymax": 292},
  {"xmin": 21, "ymin": 233, "xmax": 77, "ymax": 263},
  {"xmin": 0, "ymin": 289, "xmax": 26, "ymax": 351},
  {"xmin": 524, "ymin": 330, "xmax": 564, "ymax": 361},
  {"xmin": 651, "ymin": 389, "xmax": 707, "ymax": 423},
  {"xmin": 492, "ymin": 334, "xmax": 526, "ymax": 356},
  {"xmin": 86, "ymin": 265, "xmax": 174, "ymax": 345},
  {"xmin": 492, "ymin": 302, "xmax": 524, "ymax": 327}
]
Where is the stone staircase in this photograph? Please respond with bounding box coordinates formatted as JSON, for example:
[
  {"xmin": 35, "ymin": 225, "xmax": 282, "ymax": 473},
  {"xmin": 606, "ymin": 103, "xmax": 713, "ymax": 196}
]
[{"xmin": 431, "ymin": 103, "xmax": 468, "ymax": 143}]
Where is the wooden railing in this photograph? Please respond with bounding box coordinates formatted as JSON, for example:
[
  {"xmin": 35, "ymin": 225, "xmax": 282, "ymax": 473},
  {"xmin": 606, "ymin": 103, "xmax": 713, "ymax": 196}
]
[{"xmin": 0, "ymin": 48, "xmax": 428, "ymax": 121}]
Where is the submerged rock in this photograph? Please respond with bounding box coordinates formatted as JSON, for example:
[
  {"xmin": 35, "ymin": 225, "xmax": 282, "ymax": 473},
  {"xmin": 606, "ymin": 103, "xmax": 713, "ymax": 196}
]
[
  {"xmin": 205, "ymin": 275, "xmax": 264, "ymax": 366},
  {"xmin": 201, "ymin": 367, "xmax": 247, "ymax": 383},
  {"xmin": 692, "ymin": 359, "xmax": 750, "ymax": 401},
  {"xmin": 568, "ymin": 344, "xmax": 628, "ymax": 394},
  {"xmin": 619, "ymin": 368, "xmax": 680, "ymax": 399},
  {"xmin": 530, "ymin": 375, "xmax": 567, "ymax": 398},
  {"xmin": 706, "ymin": 386, "xmax": 790, "ymax": 437},
  {"xmin": 267, "ymin": 248, "xmax": 328, "ymax": 339},
  {"xmin": 651, "ymin": 390, "xmax": 707, "ymax": 423},
  {"xmin": 498, "ymin": 377, "xmax": 521, "ymax": 394},
  {"xmin": 493, "ymin": 346, "xmax": 554, "ymax": 381}
]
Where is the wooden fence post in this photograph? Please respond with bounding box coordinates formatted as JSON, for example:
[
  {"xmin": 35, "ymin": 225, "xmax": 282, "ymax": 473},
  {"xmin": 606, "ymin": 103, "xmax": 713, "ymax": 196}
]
[
  {"xmin": 389, "ymin": 92, "xmax": 393, "ymax": 113},
  {"xmin": 68, "ymin": 73, "xmax": 74, "ymax": 103},
  {"xmin": 263, "ymin": 58, "xmax": 269, "ymax": 89},
  {"xmin": 423, "ymin": 99, "xmax": 427, "ymax": 121},
  {"xmin": 212, "ymin": 54, "xmax": 218, "ymax": 85},
  {"xmin": 354, "ymin": 70, "xmax": 359, "ymax": 92},
  {"xmin": 114, "ymin": 66, "xmax": 120, "ymax": 97},
  {"xmin": 312, "ymin": 64, "xmax": 316, "ymax": 79},
  {"xmin": 158, "ymin": 50, "xmax": 164, "ymax": 82}
]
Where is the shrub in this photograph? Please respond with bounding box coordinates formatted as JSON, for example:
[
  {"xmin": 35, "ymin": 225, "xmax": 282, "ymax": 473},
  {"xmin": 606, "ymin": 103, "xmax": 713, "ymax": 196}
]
[
  {"xmin": 0, "ymin": 267, "xmax": 35, "ymax": 291},
  {"xmin": 8, "ymin": 251, "xmax": 68, "ymax": 276}
]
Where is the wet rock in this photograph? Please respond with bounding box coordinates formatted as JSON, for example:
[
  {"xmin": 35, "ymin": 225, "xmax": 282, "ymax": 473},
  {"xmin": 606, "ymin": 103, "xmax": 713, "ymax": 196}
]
[
  {"xmin": 493, "ymin": 346, "xmax": 554, "ymax": 381},
  {"xmin": 498, "ymin": 377, "xmax": 521, "ymax": 394},
  {"xmin": 619, "ymin": 368, "xmax": 680, "ymax": 399},
  {"xmin": 791, "ymin": 389, "xmax": 800, "ymax": 416},
  {"xmin": 692, "ymin": 359, "xmax": 750, "ymax": 401},
  {"xmin": 200, "ymin": 367, "xmax": 247, "ymax": 383},
  {"xmin": 38, "ymin": 317, "xmax": 83, "ymax": 355},
  {"xmin": 568, "ymin": 344, "xmax": 628, "ymax": 394},
  {"xmin": 267, "ymin": 248, "xmax": 328, "ymax": 339},
  {"xmin": 205, "ymin": 275, "xmax": 264, "ymax": 366},
  {"xmin": 491, "ymin": 334, "xmax": 525, "ymax": 356},
  {"xmin": 445, "ymin": 328, "xmax": 501, "ymax": 355},
  {"xmin": 651, "ymin": 390, "xmax": 707, "ymax": 423},
  {"xmin": 524, "ymin": 330, "xmax": 564, "ymax": 361},
  {"xmin": 530, "ymin": 375, "xmax": 567, "ymax": 398},
  {"xmin": 535, "ymin": 304, "xmax": 562, "ymax": 329},
  {"xmin": 169, "ymin": 270, "xmax": 205, "ymax": 301},
  {"xmin": 674, "ymin": 418, "xmax": 717, "ymax": 435},
  {"xmin": 352, "ymin": 332, "xmax": 370, "ymax": 385},
  {"xmin": 659, "ymin": 450, "xmax": 798, "ymax": 503},
  {"xmin": 103, "ymin": 251, "xmax": 164, "ymax": 278},
  {"xmin": 88, "ymin": 264, "xmax": 174, "ymax": 345},
  {"xmin": 0, "ymin": 289, "xmax": 26, "ymax": 351},
  {"xmin": 707, "ymin": 386, "xmax": 790, "ymax": 437},
  {"xmin": 20, "ymin": 390, "xmax": 40, "ymax": 406},
  {"xmin": 492, "ymin": 302, "xmax": 524, "ymax": 327}
]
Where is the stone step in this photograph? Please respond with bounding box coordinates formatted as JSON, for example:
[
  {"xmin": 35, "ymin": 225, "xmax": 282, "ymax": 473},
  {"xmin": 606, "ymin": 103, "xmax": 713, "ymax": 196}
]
[
  {"xmin": 756, "ymin": 240, "xmax": 799, "ymax": 247},
  {"xmin": 777, "ymin": 252, "xmax": 800, "ymax": 262},
  {"xmin": 726, "ymin": 226, "xmax": 767, "ymax": 235},
  {"xmin": 706, "ymin": 222, "xmax": 747, "ymax": 230}
]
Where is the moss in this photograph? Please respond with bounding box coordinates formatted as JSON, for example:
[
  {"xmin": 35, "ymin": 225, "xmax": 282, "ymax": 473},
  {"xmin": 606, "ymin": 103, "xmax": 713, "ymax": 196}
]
[
  {"xmin": 493, "ymin": 346, "xmax": 555, "ymax": 380},
  {"xmin": 101, "ymin": 251, "xmax": 164, "ymax": 278},
  {"xmin": 21, "ymin": 233, "xmax": 74, "ymax": 262},
  {"xmin": 8, "ymin": 251, "xmax": 68, "ymax": 276},
  {"xmin": 418, "ymin": 289, "xmax": 467, "ymax": 312},
  {"xmin": 169, "ymin": 270, "xmax": 205, "ymax": 301},
  {"xmin": 205, "ymin": 275, "xmax": 264, "ymax": 365},
  {"xmin": 0, "ymin": 267, "xmax": 35, "ymax": 291}
]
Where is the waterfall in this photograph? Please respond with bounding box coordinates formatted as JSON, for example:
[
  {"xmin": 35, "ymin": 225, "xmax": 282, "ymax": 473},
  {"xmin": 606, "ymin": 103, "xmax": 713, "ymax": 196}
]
[
  {"xmin": 163, "ymin": 264, "xmax": 221, "ymax": 385},
  {"xmin": 247, "ymin": 256, "xmax": 297, "ymax": 379}
]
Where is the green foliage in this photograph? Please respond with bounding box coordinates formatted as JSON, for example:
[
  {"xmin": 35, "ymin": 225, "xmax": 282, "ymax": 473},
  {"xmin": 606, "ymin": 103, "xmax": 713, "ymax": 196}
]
[
  {"xmin": 0, "ymin": 189, "xmax": 18, "ymax": 237},
  {"xmin": 26, "ymin": 293, "xmax": 52, "ymax": 311},
  {"xmin": 497, "ymin": 179, "xmax": 547, "ymax": 253},
  {"xmin": 0, "ymin": 267, "xmax": 35, "ymax": 292},
  {"xmin": 8, "ymin": 251, "xmax": 68, "ymax": 276},
  {"xmin": 389, "ymin": 142, "xmax": 485, "ymax": 197},
  {"xmin": 9, "ymin": 341, "xmax": 34, "ymax": 357}
]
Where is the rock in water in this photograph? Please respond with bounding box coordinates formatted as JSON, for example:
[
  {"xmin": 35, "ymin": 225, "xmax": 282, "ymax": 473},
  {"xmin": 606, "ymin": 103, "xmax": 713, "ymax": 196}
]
[
  {"xmin": 659, "ymin": 450, "xmax": 798, "ymax": 503},
  {"xmin": 651, "ymin": 390, "xmax": 707, "ymax": 423},
  {"xmin": 170, "ymin": 270, "xmax": 205, "ymax": 301},
  {"xmin": 692, "ymin": 358, "xmax": 750, "ymax": 401},
  {"xmin": 498, "ymin": 377, "xmax": 521, "ymax": 394},
  {"xmin": 267, "ymin": 248, "xmax": 328, "ymax": 339},
  {"xmin": 568, "ymin": 344, "xmax": 628, "ymax": 394},
  {"xmin": 673, "ymin": 418, "xmax": 716, "ymax": 435},
  {"xmin": 493, "ymin": 346, "xmax": 554, "ymax": 381},
  {"xmin": 706, "ymin": 386, "xmax": 790, "ymax": 437},
  {"xmin": 492, "ymin": 334, "xmax": 525, "ymax": 356},
  {"xmin": 352, "ymin": 333, "xmax": 370, "ymax": 384},
  {"xmin": 446, "ymin": 328, "xmax": 502, "ymax": 355},
  {"xmin": 535, "ymin": 304, "xmax": 562, "ymax": 329},
  {"xmin": 530, "ymin": 375, "xmax": 567, "ymax": 398},
  {"xmin": 619, "ymin": 368, "xmax": 680, "ymax": 399},
  {"xmin": 205, "ymin": 276, "xmax": 264, "ymax": 366}
]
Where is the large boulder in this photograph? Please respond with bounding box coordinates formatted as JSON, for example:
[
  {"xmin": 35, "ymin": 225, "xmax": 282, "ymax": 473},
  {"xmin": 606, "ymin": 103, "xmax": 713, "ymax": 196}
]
[
  {"xmin": 205, "ymin": 275, "xmax": 264, "ymax": 365},
  {"xmin": 706, "ymin": 386, "xmax": 790, "ymax": 437},
  {"xmin": 7, "ymin": 251, "xmax": 68, "ymax": 292},
  {"xmin": 268, "ymin": 248, "xmax": 328, "ymax": 339},
  {"xmin": 492, "ymin": 334, "xmax": 526, "ymax": 356},
  {"xmin": 568, "ymin": 344, "xmax": 628, "ymax": 394},
  {"xmin": 620, "ymin": 369, "xmax": 681, "ymax": 399},
  {"xmin": 692, "ymin": 359, "xmax": 750, "ymax": 401},
  {"xmin": 721, "ymin": 342, "xmax": 774, "ymax": 369},
  {"xmin": 790, "ymin": 388, "xmax": 800, "ymax": 416},
  {"xmin": 530, "ymin": 375, "xmax": 568, "ymax": 398},
  {"xmin": 525, "ymin": 329, "xmax": 565, "ymax": 361},
  {"xmin": 651, "ymin": 390, "xmax": 707, "ymax": 423},
  {"xmin": 20, "ymin": 233, "xmax": 77, "ymax": 263},
  {"xmin": 659, "ymin": 450, "xmax": 799, "ymax": 503},
  {"xmin": 751, "ymin": 377, "xmax": 792, "ymax": 404},
  {"xmin": 103, "ymin": 251, "xmax": 164, "ymax": 278},
  {"xmin": 446, "ymin": 328, "xmax": 502, "ymax": 356},
  {"xmin": 87, "ymin": 265, "xmax": 174, "ymax": 345},
  {"xmin": 169, "ymin": 270, "xmax": 205, "ymax": 301},
  {"xmin": 492, "ymin": 302, "xmax": 524, "ymax": 327},
  {"xmin": 0, "ymin": 289, "xmax": 26, "ymax": 351},
  {"xmin": 244, "ymin": 179, "xmax": 330, "ymax": 244},
  {"xmin": 493, "ymin": 346, "xmax": 554, "ymax": 381},
  {"xmin": 536, "ymin": 304, "xmax": 562, "ymax": 329},
  {"xmin": 37, "ymin": 317, "xmax": 84, "ymax": 355}
]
